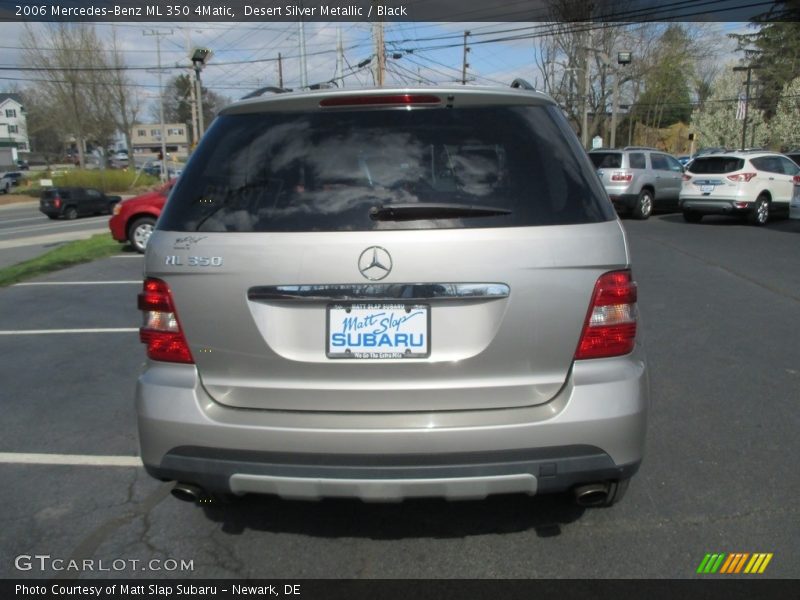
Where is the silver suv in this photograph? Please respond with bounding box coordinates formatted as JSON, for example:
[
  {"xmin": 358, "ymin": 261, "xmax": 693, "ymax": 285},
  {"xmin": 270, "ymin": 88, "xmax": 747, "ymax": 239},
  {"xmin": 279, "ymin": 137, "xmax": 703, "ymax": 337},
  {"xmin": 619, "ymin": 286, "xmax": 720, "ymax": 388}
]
[
  {"xmin": 137, "ymin": 85, "xmax": 649, "ymax": 508},
  {"xmin": 589, "ymin": 147, "xmax": 684, "ymax": 219}
]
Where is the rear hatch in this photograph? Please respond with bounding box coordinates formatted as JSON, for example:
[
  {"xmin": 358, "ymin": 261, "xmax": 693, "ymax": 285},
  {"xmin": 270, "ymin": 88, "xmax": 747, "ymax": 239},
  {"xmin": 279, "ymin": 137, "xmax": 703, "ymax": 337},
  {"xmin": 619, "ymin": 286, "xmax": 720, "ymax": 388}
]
[
  {"xmin": 146, "ymin": 89, "xmax": 626, "ymax": 413},
  {"xmin": 40, "ymin": 189, "xmax": 68, "ymax": 211},
  {"xmin": 589, "ymin": 151, "xmax": 627, "ymax": 191},
  {"xmin": 683, "ymin": 156, "xmax": 746, "ymax": 198}
]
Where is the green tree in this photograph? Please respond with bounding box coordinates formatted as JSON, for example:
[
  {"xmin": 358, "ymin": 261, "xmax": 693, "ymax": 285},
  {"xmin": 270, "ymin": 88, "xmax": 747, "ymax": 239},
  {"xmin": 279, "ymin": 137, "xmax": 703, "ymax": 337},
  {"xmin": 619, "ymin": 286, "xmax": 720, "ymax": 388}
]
[
  {"xmin": 769, "ymin": 77, "xmax": 800, "ymax": 148},
  {"xmin": 159, "ymin": 74, "xmax": 229, "ymax": 145},
  {"xmin": 730, "ymin": 1, "xmax": 800, "ymax": 118},
  {"xmin": 634, "ymin": 24, "xmax": 693, "ymax": 130},
  {"xmin": 690, "ymin": 68, "xmax": 768, "ymax": 150}
]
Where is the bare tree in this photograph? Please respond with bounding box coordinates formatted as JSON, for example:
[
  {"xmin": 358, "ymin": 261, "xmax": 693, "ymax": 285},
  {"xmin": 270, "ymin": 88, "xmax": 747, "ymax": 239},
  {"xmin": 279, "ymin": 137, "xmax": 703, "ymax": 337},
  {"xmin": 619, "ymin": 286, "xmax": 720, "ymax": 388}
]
[
  {"xmin": 21, "ymin": 23, "xmax": 117, "ymax": 167},
  {"xmin": 106, "ymin": 25, "xmax": 141, "ymax": 153},
  {"xmin": 533, "ymin": 0, "xmax": 662, "ymax": 146}
]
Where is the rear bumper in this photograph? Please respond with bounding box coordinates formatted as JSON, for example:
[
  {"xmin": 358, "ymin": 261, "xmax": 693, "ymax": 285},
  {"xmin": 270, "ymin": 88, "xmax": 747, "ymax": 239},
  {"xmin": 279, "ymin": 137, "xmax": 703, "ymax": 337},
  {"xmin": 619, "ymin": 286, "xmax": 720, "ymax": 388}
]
[
  {"xmin": 38, "ymin": 206, "xmax": 62, "ymax": 218},
  {"xmin": 137, "ymin": 346, "xmax": 648, "ymax": 500},
  {"xmin": 679, "ymin": 197, "xmax": 752, "ymax": 215}
]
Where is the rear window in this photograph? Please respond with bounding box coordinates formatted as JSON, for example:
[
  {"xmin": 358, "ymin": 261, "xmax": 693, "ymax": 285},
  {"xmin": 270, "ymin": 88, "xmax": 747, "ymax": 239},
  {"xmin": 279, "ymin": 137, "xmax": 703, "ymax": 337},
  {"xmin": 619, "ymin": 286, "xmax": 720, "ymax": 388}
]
[
  {"xmin": 589, "ymin": 152, "xmax": 622, "ymax": 169},
  {"xmin": 159, "ymin": 105, "xmax": 614, "ymax": 232},
  {"xmin": 629, "ymin": 153, "xmax": 646, "ymax": 169},
  {"xmin": 688, "ymin": 157, "xmax": 744, "ymax": 174},
  {"xmin": 43, "ymin": 190, "xmax": 71, "ymax": 199}
]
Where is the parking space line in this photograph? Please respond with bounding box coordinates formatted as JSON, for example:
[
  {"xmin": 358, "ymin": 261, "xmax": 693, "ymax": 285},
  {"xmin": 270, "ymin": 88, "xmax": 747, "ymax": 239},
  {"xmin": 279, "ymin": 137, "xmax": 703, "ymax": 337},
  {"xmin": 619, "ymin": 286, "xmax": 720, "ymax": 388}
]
[
  {"xmin": 112, "ymin": 255, "xmax": 143, "ymax": 259},
  {"xmin": 0, "ymin": 452, "xmax": 142, "ymax": 467},
  {"xmin": 14, "ymin": 281, "xmax": 141, "ymax": 286},
  {"xmin": 0, "ymin": 328, "xmax": 138, "ymax": 335}
]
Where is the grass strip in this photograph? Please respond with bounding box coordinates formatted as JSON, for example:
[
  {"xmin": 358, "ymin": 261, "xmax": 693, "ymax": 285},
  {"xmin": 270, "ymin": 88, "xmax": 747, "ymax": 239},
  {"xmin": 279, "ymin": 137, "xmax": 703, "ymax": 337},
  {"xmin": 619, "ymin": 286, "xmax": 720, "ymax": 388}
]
[{"xmin": 0, "ymin": 234, "xmax": 123, "ymax": 287}]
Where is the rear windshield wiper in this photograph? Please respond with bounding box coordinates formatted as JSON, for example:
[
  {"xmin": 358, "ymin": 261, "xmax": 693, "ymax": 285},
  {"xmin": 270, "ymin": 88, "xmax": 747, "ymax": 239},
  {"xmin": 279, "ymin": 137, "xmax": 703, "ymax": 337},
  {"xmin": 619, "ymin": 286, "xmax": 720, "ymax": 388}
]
[{"xmin": 369, "ymin": 203, "xmax": 511, "ymax": 221}]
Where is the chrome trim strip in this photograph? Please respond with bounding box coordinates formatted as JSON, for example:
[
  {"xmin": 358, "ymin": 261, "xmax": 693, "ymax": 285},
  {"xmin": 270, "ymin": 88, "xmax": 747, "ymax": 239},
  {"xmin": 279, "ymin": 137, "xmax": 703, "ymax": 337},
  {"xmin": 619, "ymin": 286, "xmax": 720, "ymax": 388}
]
[{"xmin": 247, "ymin": 283, "xmax": 510, "ymax": 302}]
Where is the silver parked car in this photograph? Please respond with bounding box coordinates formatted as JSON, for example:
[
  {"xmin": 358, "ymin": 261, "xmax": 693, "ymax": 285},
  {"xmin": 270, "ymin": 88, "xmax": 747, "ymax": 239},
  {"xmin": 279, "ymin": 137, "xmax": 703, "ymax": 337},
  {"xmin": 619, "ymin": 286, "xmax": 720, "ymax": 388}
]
[
  {"xmin": 137, "ymin": 85, "xmax": 649, "ymax": 508},
  {"xmin": 589, "ymin": 147, "xmax": 684, "ymax": 219}
]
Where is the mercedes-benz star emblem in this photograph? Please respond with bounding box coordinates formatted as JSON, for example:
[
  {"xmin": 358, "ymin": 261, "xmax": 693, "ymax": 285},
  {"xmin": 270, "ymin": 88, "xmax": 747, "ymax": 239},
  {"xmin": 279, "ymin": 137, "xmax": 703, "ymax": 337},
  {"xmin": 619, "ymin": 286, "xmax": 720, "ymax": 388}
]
[{"xmin": 358, "ymin": 246, "xmax": 392, "ymax": 281}]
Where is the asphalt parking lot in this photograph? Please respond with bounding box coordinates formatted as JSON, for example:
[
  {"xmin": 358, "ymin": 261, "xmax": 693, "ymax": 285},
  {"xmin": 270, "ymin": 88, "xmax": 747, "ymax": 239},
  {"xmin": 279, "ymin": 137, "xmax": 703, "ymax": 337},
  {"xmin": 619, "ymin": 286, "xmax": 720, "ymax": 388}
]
[{"xmin": 1, "ymin": 214, "xmax": 798, "ymax": 580}]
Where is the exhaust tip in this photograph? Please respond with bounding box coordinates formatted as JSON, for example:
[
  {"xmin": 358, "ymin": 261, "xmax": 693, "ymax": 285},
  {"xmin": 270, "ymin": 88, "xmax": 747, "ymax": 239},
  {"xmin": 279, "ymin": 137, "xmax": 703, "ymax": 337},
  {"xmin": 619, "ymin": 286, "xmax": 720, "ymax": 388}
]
[
  {"xmin": 573, "ymin": 483, "xmax": 610, "ymax": 507},
  {"xmin": 171, "ymin": 482, "xmax": 205, "ymax": 503}
]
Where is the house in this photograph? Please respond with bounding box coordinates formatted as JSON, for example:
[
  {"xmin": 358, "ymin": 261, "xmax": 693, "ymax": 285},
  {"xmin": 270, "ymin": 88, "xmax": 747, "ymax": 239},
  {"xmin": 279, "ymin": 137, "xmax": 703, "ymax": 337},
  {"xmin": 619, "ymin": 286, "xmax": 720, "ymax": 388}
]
[
  {"xmin": 130, "ymin": 123, "xmax": 189, "ymax": 160},
  {"xmin": 0, "ymin": 93, "xmax": 29, "ymax": 167},
  {"xmin": 0, "ymin": 93, "xmax": 30, "ymax": 153}
]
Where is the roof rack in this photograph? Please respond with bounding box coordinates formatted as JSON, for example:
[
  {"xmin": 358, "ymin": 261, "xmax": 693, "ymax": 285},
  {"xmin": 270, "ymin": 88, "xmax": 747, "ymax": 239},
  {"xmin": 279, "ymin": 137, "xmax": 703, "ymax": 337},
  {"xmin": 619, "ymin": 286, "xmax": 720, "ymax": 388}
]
[
  {"xmin": 510, "ymin": 78, "xmax": 535, "ymax": 90},
  {"xmin": 623, "ymin": 146, "xmax": 659, "ymax": 151},
  {"xmin": 240, "ymin": 86, "xmax": 292, "ymax": 100}
]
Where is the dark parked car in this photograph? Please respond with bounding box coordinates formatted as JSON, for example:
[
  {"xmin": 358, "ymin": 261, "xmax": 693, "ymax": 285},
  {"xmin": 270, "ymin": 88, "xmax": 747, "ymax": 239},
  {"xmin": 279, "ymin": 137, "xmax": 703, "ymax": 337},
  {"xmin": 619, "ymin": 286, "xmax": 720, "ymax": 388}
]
[
  {"xmin": 785, "ymin": 150, "xmax": 800, "ymax": 167},
  {"xmin": 39, "ymin": 187, "xmax": 122, "ymax": 220},
  {"xmin": 17, "ymin": 159, "xmax": 29, "ymax": 170}
]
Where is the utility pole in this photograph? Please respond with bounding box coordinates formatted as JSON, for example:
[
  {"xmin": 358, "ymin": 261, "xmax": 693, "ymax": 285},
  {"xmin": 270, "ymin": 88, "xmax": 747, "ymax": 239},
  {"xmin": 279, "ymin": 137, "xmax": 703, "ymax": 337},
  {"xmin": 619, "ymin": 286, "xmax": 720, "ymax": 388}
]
[
  {"xmin": 610, "ymin": 52, "xmax": 631, "ymax": 149},
  {"xmin": 461, "ymin": 31, "xmax": 471, "ymax": 85},
  {"xmin": 582, "ymin": 45, "xmax": 591, "ymax": 148},
  {"xmin": 184, "ymin": 30, "xmax": 198, "ymax": 149},
  {"xmin": 733, "ymin": 65, "xmax": 758, "ymax": 151},
  {"xmin": 144, "ymin": 29, "xmax": 172, "ymax": 182},
  {"xmin": 581, "ymin": 5, "xmax": 593, "ymax": 149},
  {"xmin": 373, "ymin": 18, "xmax": 385, "ymax": 86},
  {"xmin": 277, "ymin": 52, "xmax": 283, "ymax": 88},
  {"xmin": 336, "ymin": 25, "xmax": 344, "ymax": 87},
  {"xmin": 298, "ymin": 19, "xmax": 308, "ymax": 88}
]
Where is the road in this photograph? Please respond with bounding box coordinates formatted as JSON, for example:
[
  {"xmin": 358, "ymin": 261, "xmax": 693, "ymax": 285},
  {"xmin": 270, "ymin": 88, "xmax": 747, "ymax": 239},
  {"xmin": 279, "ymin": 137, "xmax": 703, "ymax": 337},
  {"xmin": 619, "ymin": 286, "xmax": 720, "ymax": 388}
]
[
  {"xmin": 0, "ymin": 202, "xmax": 116, "ymax": 269},
  {"xmin": 0, "ymin": 213, "xmax": 798, "ymax": 580}
]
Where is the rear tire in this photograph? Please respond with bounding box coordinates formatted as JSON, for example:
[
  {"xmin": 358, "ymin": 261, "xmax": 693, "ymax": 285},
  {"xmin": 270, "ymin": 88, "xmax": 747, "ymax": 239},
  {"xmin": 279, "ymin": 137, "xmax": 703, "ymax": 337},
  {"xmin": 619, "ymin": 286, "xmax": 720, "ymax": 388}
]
[
  {"xmin": 633, "ymin": 189, "xmax": 653, "ymax": 220},
  {"xmin": 128, "ymin": 217, "xmax": 156, "ymax": 253},
  {"xmin": 63, "ymin": 206, "xmax": 78, "ymax": 220},
  {"xmin": 683, "ymin": 210, "xmax": 702, "ymax": 223},
  {"xmin": 748, "ymin": 195, "xmax": 769, "ymax": 226}
]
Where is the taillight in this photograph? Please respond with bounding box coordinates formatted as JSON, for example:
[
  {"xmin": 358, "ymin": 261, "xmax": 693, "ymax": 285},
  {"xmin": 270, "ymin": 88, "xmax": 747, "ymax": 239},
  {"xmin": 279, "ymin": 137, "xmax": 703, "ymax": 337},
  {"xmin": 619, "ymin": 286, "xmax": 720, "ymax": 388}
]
[
  {"xmin": 682, "ymin": 174, "xmax": 692, "ymax": 182},
  {"xmin": 138, "ymin": 278, "xmax": 194, "ymax": 363},
  {"xmin": 53, "ymin": 195, "xmax": 61, "ymax": 208},
  {"xmin": 319, "ymin": 94, "xmax": 441, "ymax": 107},
  {"xmin": 575, "ymin": 270, "xmax": 637, "ymax": 360},
  {"xmin": 793, "ymin": 175, "xmax": 800, "ymax": 186},
  {"xmin": 112, "ymin": 202, "xmax": 122, "ymax": 216},
  {"xmin": 727, "ymin": 172, "xmax": 757, "ymax": 182},
  {"xmin": 610, "ymin": 171, "xmax": 633, "ymax": 182}
]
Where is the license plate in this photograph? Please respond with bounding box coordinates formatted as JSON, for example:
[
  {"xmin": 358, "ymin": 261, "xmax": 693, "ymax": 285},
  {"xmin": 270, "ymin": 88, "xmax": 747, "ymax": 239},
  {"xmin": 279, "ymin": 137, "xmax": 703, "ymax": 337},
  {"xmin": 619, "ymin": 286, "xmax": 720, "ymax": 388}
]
[
  {"xmin": 700, "ymin": 185, "xmax": 715, "ymax": 193},
  {"xmin": 326, "ymin": 303, "xmax": 430, "ymax": 359}
]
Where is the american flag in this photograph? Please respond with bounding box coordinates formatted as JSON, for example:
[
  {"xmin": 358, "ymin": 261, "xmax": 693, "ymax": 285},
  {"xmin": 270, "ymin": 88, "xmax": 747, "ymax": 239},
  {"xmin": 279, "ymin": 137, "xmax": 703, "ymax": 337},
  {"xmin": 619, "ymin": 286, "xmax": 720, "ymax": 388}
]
[{"xmin": 736, "ymin": 93, "xmax": 747, "ymax": 120}]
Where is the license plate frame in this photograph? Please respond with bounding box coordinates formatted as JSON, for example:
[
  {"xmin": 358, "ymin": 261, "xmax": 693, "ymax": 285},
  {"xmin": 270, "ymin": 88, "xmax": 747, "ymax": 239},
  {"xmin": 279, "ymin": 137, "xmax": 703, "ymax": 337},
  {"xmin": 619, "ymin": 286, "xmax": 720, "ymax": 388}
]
[{"xmin": 326, "ymin": 303, "xmax": 431, "ymax": 359}]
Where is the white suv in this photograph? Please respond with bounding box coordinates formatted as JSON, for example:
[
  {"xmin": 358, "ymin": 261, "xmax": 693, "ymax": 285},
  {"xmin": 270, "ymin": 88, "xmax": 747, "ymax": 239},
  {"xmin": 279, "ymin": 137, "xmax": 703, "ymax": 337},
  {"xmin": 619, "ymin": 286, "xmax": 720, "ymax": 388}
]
[{"xmin": 680, "ymin": 151, "xmax": 800, "ymax": 225}]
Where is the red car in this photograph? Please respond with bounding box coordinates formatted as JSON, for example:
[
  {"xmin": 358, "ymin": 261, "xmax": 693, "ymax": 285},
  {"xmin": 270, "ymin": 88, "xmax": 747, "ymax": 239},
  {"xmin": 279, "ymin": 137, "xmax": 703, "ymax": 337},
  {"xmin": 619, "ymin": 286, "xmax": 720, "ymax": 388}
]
[{"xmin": 109, "ymin": 180, "xmax": 175, "ymax": 253}]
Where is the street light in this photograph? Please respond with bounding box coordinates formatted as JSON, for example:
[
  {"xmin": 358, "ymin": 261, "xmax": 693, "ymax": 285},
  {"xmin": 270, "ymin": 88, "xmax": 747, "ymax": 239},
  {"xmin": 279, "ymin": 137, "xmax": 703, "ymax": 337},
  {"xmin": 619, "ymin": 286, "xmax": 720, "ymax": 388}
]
[
  {"xmin": 583, "ymin": 47, "xmax": 632, "ymax": 149},
  {"xmin": 190, "ymin": 47, "xmax": 213, "ymax": 139}
]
